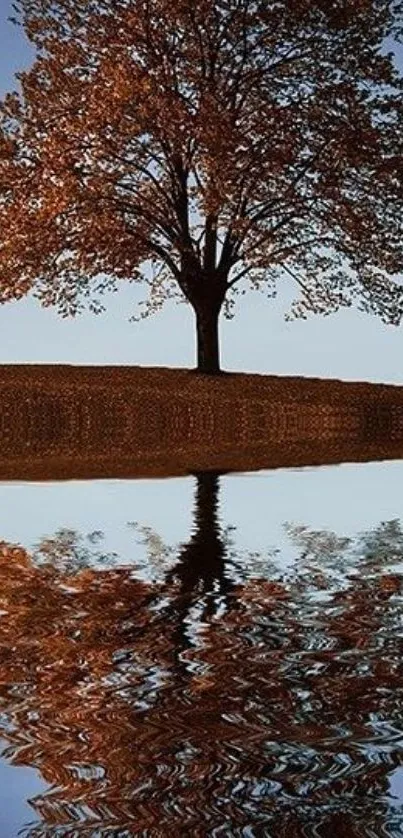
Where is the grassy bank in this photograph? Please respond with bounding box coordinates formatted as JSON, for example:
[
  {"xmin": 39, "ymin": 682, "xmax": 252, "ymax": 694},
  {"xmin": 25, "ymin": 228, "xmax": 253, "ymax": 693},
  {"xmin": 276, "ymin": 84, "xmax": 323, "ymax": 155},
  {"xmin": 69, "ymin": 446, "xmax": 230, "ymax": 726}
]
[
  {"xmin": 1, "ymin": 364, "xmax": 403, "ymax": 480},
  {"xmin": 1, "ymin": 363, "xmax": 403, "ymax": 400}
]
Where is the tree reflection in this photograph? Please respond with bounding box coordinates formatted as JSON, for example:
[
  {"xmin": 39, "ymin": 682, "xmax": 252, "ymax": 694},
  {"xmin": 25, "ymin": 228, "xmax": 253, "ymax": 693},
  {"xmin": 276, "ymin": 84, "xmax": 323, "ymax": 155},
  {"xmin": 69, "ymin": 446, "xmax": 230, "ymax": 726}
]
[
  {"xmin": 32, "ymin": 527, "xmax": 118, "ymax": 574},
  {"xmin": 0, "ymin": 475, "xmax": 403, "ymax": 836},
  {"xmin": 149, "ymin": 472, "xmax": 237, "ymax": 664}
]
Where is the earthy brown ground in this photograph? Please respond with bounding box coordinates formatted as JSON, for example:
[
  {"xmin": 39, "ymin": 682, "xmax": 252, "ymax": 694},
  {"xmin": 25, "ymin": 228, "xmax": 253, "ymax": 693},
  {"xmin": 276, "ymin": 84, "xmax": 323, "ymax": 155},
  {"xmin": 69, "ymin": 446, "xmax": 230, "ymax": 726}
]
[
  {"xmin": 2, "ymin": 362, "xmax": 403, "ymax": 401},
  {"xmin": 1, "ymin": 364, "xmax": 403, "ymax": 480}
]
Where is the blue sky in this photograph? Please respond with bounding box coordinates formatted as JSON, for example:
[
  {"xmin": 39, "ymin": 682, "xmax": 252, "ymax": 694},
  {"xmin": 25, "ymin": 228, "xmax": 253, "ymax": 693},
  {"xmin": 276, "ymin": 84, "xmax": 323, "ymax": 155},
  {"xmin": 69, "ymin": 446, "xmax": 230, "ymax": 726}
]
[{"xmin": 0, "ymin": 2, "xmax": 403, "ymax": 382}]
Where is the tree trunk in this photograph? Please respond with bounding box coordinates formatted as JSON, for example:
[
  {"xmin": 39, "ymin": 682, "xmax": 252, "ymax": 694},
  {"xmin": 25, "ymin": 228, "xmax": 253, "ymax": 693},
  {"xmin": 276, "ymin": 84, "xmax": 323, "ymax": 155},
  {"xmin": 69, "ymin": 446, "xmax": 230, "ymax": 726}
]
[{"xmin": 194, "ymin": 303, "xmax": 221, "ymax": 374}]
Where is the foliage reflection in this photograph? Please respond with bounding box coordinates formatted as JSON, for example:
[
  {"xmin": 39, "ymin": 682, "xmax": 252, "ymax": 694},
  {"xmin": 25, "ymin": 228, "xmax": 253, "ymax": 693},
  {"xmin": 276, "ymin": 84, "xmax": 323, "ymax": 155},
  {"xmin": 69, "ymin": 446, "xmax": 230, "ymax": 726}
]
[{"xmin": 1, "ymin": 473, "xmax": 403, "ymax": 836}]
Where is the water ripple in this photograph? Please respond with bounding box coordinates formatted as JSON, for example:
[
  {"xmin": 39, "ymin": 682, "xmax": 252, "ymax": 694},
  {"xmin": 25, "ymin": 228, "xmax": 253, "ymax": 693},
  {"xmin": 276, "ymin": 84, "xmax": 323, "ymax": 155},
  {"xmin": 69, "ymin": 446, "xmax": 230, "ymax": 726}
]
[{"xmin": 1, "ymin": 478, "xmax": 403, "ymax": 835}]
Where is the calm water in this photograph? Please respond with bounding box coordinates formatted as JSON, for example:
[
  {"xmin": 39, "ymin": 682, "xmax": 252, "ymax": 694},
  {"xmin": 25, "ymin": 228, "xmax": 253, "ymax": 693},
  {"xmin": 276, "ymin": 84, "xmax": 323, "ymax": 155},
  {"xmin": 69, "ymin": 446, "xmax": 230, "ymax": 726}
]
[{"xmin": 1, "ymin": 462, "xmax": 403, "ymax": 836}]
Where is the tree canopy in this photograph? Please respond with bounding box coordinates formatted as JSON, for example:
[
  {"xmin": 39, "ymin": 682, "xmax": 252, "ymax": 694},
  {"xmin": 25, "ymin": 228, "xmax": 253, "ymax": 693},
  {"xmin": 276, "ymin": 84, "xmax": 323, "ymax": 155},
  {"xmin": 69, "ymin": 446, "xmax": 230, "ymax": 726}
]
[{"xmin": 1, "ymin": 0, "xmax": 403, "ymax": 371}]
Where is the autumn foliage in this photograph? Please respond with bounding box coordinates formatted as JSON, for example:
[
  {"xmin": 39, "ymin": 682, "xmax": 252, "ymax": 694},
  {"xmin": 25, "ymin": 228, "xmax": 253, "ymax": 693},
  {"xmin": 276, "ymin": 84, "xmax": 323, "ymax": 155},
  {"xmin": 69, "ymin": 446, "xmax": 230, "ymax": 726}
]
[{"xmin": 0, "ymin": 0, "xmax": 403, "ymax": 371}]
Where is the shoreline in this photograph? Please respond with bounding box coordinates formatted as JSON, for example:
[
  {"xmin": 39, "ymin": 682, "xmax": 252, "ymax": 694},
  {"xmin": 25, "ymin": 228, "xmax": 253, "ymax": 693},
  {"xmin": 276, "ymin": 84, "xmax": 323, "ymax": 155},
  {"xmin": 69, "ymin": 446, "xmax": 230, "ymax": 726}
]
[{"xmin": 1, "ymin": 364, "xmax": 403, "ymax": 480}]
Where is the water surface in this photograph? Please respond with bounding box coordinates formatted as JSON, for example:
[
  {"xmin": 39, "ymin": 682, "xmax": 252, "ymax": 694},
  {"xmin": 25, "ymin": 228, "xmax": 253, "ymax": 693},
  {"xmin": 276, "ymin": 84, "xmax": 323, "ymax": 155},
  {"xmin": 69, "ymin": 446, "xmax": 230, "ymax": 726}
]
[{"xmin": 1, "ymin": 462, "xmax": 403, "ymax": 836}]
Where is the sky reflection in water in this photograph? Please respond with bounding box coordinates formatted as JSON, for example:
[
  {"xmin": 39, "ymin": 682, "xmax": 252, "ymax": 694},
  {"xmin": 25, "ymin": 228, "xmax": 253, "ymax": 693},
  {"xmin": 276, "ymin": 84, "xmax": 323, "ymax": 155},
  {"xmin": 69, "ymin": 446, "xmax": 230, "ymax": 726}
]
[{"xmin": 0, "ymin": 462, "xmax": 403, "ymax": 836}]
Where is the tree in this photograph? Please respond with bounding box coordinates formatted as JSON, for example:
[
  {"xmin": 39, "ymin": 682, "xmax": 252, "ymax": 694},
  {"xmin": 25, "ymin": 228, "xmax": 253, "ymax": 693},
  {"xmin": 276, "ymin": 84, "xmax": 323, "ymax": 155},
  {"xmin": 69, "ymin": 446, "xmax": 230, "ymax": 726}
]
[{"xmin": 0, "ymin": 0, "xmax": 403, "ymax": 373}]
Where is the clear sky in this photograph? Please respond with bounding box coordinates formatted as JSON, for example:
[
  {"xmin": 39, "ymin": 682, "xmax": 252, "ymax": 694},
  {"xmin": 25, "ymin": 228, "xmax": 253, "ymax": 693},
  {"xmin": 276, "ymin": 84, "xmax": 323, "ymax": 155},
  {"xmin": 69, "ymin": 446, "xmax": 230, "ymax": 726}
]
[{"xmin": 1, "ymin": 2, "xmax": 403, "ymax": 383}]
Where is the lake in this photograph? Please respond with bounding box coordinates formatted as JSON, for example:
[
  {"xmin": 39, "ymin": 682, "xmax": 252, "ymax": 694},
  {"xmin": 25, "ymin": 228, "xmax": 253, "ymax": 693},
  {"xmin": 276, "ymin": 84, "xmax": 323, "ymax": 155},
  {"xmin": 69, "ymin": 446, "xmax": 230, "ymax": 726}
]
[{"xmin": 1, "ymin": 460, "xmax": 403, "ymax": 836}]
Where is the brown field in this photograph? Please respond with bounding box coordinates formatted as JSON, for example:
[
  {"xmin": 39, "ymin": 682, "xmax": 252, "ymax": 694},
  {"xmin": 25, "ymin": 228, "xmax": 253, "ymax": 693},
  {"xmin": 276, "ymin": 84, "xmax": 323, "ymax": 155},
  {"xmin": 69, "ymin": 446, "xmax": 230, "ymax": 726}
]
[{"xmin": 1, "ymin": 364, "xmax": 403, "ymax": 480}]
